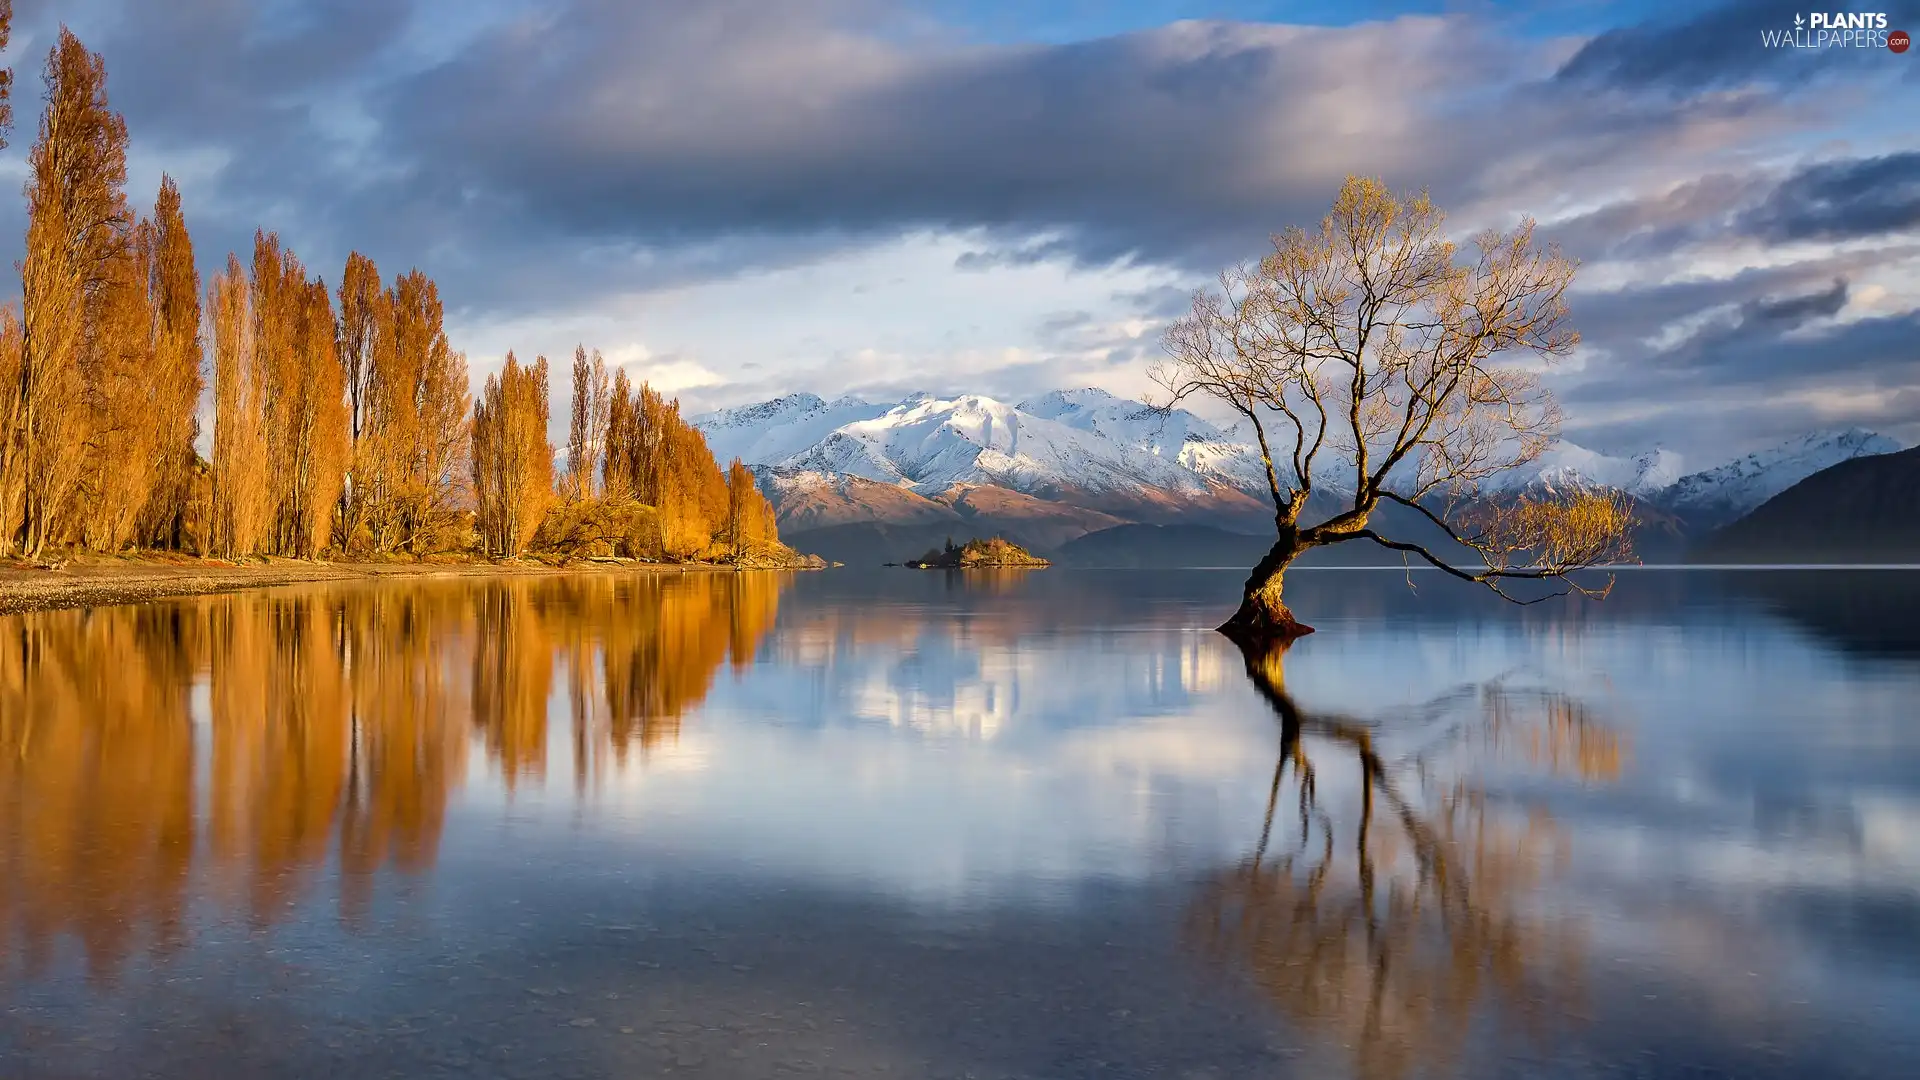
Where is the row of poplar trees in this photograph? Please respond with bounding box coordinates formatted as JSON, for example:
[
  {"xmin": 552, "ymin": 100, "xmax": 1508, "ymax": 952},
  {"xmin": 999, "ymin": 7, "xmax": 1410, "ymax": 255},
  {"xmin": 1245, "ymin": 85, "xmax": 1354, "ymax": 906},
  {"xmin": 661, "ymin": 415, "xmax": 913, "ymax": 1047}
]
[
  {"xmin": 473, "ymin": 348, "xmax": 778, "ymax": 561},
  {"xmin": 0, "ymin": 21, "xmax": 779, "ymax": 564}
]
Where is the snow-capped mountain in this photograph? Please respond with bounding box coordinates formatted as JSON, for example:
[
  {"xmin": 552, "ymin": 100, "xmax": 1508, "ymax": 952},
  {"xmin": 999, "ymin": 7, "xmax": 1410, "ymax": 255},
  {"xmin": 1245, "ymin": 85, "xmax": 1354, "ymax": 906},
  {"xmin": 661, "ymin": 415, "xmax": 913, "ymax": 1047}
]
[
  {"xmin": 1476, "ymin": 443, "xmax": 1686, "ymax": 499},
  {"xmin": 693, "ymin": 389, "xmax": 1905, "ymax": 533},
  {"xmin": 696, "ymin": 389, "xmax": 1263, "ymax": 500},
  {"xmin": 697, "ymin": 393, "xmax": 894, "ymax": 465},
  {"xmin": 1659, "ymin": 428, "xmax": 1904, "ymax": 527},
  {"xmin": 1014, "ymin": 388, "xmax": 1273, "ymax": 493},
  {"xmin": 1459, "ymin": 430, "xmax": 1903, "ymax": 524}
]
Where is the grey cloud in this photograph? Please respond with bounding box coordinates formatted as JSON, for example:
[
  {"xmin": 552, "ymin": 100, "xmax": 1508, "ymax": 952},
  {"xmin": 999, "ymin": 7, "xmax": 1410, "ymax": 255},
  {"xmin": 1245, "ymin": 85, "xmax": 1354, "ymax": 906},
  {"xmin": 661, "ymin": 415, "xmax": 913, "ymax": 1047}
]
[
  {"xmin": 384, "ymin": 8, "xmax": 1412, "ymax": 265},
  {"xmin": 1563, "ymin": 308, "xmax": 1920, "ymax": 456},
  {"xmin": 1744, "ymin": 278, "xmax": 1848, "ymax": 324},
  {"xmin": 1566, "ymin": 378, "xmax": 1920, "ymax": 465},
  {"xmin": 1032, "ymin": 310, "xmax": 1095, "ymax": 344},
  {"xmin": 1556, "ymin": 248, "xmax": 1920, "ymax": 456},
  {"xmin": 1544, "ymin": 152, "xmax": 1920, "ymax": 265},
  {"xmin": 1574, "ymin": 249, "xmax": 1915, "ymax": 386},
  {"xmin": 954, "ymin": 237, "xmax": 1083, "ymax": 271},
  {"xmin": 1555, "ymin": 0, "xmax": 1877, "ymax": 93},
  {"xmin": 1111, "ymin": 284, "xmax": 1196, "ymax": 320},
  {"xmin": 1542, "ymin": 172, "xmax": 1768, "ymax": 262},
  {"xmin": 1739, "ymin": 152, "xmax": 1920, "ymax": 243}
]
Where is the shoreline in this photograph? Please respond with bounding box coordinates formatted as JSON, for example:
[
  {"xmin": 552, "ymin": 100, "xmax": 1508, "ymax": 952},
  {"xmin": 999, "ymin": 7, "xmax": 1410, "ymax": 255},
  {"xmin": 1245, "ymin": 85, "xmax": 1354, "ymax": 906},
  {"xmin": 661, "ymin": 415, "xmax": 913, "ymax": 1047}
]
[{"xmin": 0, "ymin": 555, "xmax": 811, "ymax": 616}]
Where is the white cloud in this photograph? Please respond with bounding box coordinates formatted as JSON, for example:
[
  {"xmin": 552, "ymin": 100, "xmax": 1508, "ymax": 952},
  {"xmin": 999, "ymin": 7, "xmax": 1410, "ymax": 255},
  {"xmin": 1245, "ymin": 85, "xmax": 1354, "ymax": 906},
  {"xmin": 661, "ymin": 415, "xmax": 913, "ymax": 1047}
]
[{"xmin": 450, "ymin": 229, "xmax": 1190, "ymax": 413}]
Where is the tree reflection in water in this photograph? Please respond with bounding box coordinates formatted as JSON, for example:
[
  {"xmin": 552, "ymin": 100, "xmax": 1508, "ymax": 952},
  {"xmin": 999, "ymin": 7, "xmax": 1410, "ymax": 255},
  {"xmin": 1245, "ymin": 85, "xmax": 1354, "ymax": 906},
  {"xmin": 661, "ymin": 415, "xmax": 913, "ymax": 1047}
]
[
  {"xmin": 0, "ymin": 572, "xmax": 785, "ymax": 982},
  {"xmin": 1185, "ymin": 643, "xmax": 1626, "ymax": 1080}
]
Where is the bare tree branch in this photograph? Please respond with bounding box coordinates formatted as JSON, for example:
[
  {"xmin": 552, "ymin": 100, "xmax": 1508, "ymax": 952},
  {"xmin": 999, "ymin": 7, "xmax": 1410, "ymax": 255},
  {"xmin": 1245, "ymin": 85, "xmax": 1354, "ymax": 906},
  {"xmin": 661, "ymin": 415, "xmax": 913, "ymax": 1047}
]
[{"xmin": 1154, "ymin": 175, "xmax": 1628, "ymax": 642}]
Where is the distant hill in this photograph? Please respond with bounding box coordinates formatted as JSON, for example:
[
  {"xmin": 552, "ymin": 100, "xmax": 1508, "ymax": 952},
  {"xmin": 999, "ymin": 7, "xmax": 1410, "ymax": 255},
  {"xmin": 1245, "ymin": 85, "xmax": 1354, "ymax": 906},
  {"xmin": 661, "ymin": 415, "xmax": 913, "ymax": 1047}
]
[
  {"xmin": 1050, "ymin": 509, "xmax": 1480, "ymax": 570},
  {"xmin": 784, "ymin": 521, "xmax": 1047, "ymax": 567},
  {"xmin": 1660, "ymin": 429, "xmax": 1903, "ymax": 530},
  {"xmin": 1693, "ymin": 446, "xmax": 1920, "ymax": 563},
  {"xmin": 1050, "ymin": 524, "xmax": 1271, "ymax": 568}
]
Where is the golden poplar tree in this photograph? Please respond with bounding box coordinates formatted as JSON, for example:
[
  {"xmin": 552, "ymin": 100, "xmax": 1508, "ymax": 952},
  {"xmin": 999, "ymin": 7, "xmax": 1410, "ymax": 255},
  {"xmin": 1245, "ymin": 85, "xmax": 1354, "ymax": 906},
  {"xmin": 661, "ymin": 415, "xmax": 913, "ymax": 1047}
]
[
  {"xmin": 564, "ymin": 345, "xmax": 609, "ymax": 502},
  {"xmin": 300, "ymin": 276, "xmax": 350, "ymax": 556},
  {"xmin": 470, "ymin": 352, "xmax": 552, "ymax": 556},
  {"xmin": 141, "ymin": 176, "xmax": 204, "ymax": 551},
  {"xmin": 656, "ymin": 405, "xmax": 729, "ymax": 559},
  {"xmin": 77, "ymin": 183, "xmax": 201, "ymax": 554},
  {"xmin": 0, "ymin": 312, "xmax": 22, "ymax": 537},
  {"xmin": 252, "ymin": 233, "xmax": 348, "ymax": 558},
  {"xmin": 81, "ymin": 213, "xmax": 157, "ymax": 551},
  {"xmin": 584, "ymin": 370, "xmax": 754, "ymax": 560},
  {"xmin": 8, "ymin": 29, "xmax": 130, "ymax": 559},
  {"xmin": 724, "ymin": 458, "xmax": 776, "ymax": 558},
  {"xmin": 387, "ymin": 270, "xmax": 469, "ymax": 554},
  {"xmin": 210, "ymin": 256, "xmax": 271, "ymax": 558},
  {"xmin": 335, "ymin": 251, "xmax": 387, "ymax": 549},
  {"xmin": 601, "ymin": 368, "xmax": 634, "ymax": 497}
]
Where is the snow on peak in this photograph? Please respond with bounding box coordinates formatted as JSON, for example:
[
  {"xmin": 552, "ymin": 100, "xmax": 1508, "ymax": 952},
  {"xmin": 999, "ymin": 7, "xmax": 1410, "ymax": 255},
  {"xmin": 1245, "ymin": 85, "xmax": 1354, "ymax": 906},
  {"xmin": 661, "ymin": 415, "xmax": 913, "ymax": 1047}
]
[
  {"xmin": 1632, "ymin": 448, "xmax": 1686, "ymax": 492},
  {"xmin": 693, "ymin": 394, "xmax": 894, "ymax": 467},
  {"xmin": 1477, "ymin": 427, "xmax": 1900, "ymax": 517},
  {"xmin": 1478, "ymin": 441, "xmax": 1682, "ymax": 498},
  {"xmin": 1017, "ymin": 387, "xmax": 1122, "ymax": 419},
  {"xmin": 697, "ymin": 392, "xmax": 825, "ymax": 430},
  {"xmin": 1661, "ymin": 428, "xmax": 1903, "ymax": 521}
]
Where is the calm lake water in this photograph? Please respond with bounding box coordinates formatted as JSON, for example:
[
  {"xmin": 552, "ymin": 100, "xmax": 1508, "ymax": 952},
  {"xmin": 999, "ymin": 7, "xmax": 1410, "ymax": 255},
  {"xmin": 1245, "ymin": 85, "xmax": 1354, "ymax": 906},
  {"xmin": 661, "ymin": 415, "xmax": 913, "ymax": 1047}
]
[{"xmin": 3, "ymin": 567, "xmax": 1918, "ymax": 1079}]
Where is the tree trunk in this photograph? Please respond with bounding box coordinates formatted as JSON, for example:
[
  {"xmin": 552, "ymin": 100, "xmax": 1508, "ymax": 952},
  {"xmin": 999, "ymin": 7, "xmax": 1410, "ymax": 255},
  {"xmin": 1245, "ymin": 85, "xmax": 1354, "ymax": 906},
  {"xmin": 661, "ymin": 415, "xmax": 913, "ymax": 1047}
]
[{"xmin": 1218, "ymin": 533, "xmax": 1314, "ymax": 646}]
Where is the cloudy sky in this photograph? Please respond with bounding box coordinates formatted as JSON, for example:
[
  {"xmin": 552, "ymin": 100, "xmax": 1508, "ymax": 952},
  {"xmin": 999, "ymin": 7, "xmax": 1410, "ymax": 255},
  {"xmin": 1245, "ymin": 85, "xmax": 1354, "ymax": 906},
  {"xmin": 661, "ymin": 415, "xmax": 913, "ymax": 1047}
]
[{"xmin": 2, "ymin": 0, "xmax": 1916, "ymax": 464}]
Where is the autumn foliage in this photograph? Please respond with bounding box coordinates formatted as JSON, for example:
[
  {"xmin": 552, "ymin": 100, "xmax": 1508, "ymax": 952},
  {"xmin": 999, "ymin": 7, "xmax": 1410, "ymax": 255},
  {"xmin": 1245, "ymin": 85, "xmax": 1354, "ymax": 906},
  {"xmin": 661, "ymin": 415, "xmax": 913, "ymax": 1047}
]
[
  {"xmin": 526, "ymin": 354, "xmax": 781, "ymax": 561},
  {"xmin": 0, "ymin": 19, "xmax": 782, "ymax": 565},
  {"xmin": 471, "ymin": 352, "xmax": 552, "ymax": 557}
]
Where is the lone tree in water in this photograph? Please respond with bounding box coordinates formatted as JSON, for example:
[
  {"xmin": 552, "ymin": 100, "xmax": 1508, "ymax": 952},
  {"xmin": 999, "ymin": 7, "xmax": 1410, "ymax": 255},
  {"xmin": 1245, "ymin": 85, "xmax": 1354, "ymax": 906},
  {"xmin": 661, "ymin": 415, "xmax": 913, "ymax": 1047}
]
[{"xmin": 1154, "ymin": 176, "xmax": 1632, "ymax": 645}]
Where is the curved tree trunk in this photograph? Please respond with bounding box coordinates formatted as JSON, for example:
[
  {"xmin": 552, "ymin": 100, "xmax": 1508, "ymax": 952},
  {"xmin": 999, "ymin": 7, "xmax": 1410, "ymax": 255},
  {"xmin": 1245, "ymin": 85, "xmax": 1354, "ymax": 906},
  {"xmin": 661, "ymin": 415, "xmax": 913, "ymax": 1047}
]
[{"xmin": 1218, "ymin": 533, "xmax": 1314, "ymax": 646}]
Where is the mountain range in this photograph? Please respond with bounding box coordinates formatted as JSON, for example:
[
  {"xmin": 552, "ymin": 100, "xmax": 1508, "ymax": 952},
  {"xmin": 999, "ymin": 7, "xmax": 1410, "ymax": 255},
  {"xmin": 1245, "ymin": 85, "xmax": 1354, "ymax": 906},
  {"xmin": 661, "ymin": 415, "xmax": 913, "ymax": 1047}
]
[
  {"xmin": 1694, "ymin": 445, "xmax": 1920, "ymax": 564},
  {"xmin": 691, "ymin": 389, "xmax": 1912, "ymax": 565}
]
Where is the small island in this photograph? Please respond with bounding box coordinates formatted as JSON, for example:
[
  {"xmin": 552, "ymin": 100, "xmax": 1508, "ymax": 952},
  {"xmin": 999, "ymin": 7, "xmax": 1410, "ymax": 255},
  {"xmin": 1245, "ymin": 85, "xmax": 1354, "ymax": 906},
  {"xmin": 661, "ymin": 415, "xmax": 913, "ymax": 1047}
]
[{"xmin": 904, "ymin": 537, "xmax": 1050, "ymax": 569}]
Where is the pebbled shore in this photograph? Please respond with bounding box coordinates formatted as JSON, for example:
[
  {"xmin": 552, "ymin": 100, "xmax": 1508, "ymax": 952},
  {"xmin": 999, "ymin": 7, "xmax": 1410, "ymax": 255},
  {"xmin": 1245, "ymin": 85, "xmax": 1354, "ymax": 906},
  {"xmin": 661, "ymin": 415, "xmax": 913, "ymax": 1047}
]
[{"xmin": 0, "ymin": 555, "xmax": 812, "ymax": 616}]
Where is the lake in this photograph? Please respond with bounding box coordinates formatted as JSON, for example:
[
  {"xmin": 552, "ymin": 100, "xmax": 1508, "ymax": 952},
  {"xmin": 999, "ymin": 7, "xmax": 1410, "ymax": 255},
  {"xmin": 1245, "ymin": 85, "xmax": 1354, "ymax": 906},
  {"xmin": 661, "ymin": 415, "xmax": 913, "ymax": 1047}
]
[{"xmin": 2, "ymin": 567, "xmax": 1917, "ymax": 1079}]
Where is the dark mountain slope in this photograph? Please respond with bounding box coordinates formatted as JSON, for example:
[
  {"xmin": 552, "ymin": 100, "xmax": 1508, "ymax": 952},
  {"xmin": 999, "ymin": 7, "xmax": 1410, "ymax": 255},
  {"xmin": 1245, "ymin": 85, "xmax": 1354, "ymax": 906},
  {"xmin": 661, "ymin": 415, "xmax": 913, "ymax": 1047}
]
[
  {"xmin": 1693, "ymin": 447, "xmax": 1920, "ymax": 563},
  {"xmin": 784, "ymin": 521, "xmax": 1056, "ymax": 567},
  {"xmin": 1050, "ymin": 524, "xmax": 1271, "ymax": 569}
]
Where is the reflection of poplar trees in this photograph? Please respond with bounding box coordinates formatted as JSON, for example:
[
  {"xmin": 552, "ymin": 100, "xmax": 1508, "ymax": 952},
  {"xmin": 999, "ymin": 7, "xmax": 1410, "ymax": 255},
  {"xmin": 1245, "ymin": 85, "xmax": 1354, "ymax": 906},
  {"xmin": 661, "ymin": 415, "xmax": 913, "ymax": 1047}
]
[
  {"xmin": 207, "ymin": 593, "xmax": 351, "ymax": 922},
  {"xmin": 1186, "ymin": 644, "xmax": 1625, "ymax": 1080},
  {"xmin": 0, "ymin": 572, "xmax": 789, "ymax": 981},
  {"xmin": 0, "ymin": 607, "xmax": 197, "ymax": 982},
  {"xmin": 472, "ymin": 573, "xmax": 786, "ymax": 786},
  {"xmin": 602, "ymin": 572, "xmax": 782, "ymax": 756},
  {"xmin": 470, "ymin": 580, "xmax": 555, "ymax": 785},
  {"xmin": 337, "ymin": 588, "xmax": 472, "ymax": 924}
]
